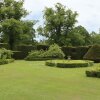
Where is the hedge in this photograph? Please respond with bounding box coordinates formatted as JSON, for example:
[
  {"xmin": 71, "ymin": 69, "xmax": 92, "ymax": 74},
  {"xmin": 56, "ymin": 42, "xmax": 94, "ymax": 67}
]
[
  {"xmin": 25, "ymin": 44, "xmax": 65, "ymax": 61},
  {"xmin": 0, "ymin": 43, "xmax": 9, "ymax": 49},
  {"xmin": 36, "ymin": 44, "xmax": 49, "ymax": 50},
  {"xmin": 83, "ymin": 45, "xmax": 100, "ymax": 62},
  {"xmin": 45, "ymin": 60, "xmax": 94, "ymax": 68},
  {"xmin": 12, "ymin": 51, "xmax": 28, "ymax": 59},
  {"xmin": 16, "ymin": 45, "xmax": 36, "ymax": 52},
  {"xmin": 61, "ymin": 46, "xmax": 91, "ymax": 60},
  {"xmin": 86, "ymin": 71, "xmax": 100, "ymax": 78}
]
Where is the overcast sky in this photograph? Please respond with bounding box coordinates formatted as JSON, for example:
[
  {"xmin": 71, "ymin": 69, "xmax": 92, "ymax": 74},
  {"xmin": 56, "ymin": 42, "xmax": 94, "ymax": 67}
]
[{"xmin": 23, "ymin": 0, "xmax": 100, "ymax": 33}]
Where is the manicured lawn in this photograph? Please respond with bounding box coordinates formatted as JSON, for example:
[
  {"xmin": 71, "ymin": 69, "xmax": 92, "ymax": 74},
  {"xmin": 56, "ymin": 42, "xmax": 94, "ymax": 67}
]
[{"xmin": 0, "ymin": 60, "xmax": 100, "ymax": 100}]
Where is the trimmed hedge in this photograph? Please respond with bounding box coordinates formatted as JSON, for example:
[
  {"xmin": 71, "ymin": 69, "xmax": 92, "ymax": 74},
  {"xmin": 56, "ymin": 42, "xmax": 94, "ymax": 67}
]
[
  {"xmin": 16, "ymin": 45, "xmax": 36, "ymax": 52},
  {"xmin": 12, "ymin": 51, "xmax": 28, "ymax": 59},
  {"xmin": 36, "ymin": 44, "xmax": 49, "ymax": 50},
  {"xmin": 83, "ymin": 45, "xmax": 100, "ymax": 62},
  {"xmin": 0, "ymin": 59, "xmax": 14, "ymax": 65},
  {"xmin": 86, "ymin": 71, "xmax": 100, "ymax": 78},
  {"xmin": 62, "ymin": 46, "xmax": 91, "ymax": 59},
  {"xmin": 45, "ymin": 60, "xmax": 94, "ymax": 68},
  {"xmin": 0, "ymin": 43, "xmax": 9, "ymax": 49},
  {"xmin": 10, "ymin": 44, "xmax": 92, "ymax": 60}
]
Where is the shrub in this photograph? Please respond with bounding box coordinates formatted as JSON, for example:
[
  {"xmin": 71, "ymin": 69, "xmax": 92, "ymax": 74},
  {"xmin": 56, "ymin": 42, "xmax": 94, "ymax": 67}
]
[
  {"xmin": 86, "ymin": 67, "xmax": 100, "ymax": 78},
  {"xmin": 46, "ymin": 44, "xmax": 65, "ymax": 59},
  {"xmin": 0, "ymin": 48, "xmax": 13, "ymax": 59},
  {"xmin": 83, "ymin": 45, "xmax": 100, "ymax": 62},
  {"xmin": 46, "ymin": 60, "xmax": 94, "ymax": 68},
  {"xmin": 25, "ymin": 44, "xmax": 65, "ymax": 60},
  {"xmin": 0, "ymin": 59, "xmax": 14, "ymax": 65},
  {"xmin": 25, "ymin": 50, "xmax": 46, "ymax": 60}
]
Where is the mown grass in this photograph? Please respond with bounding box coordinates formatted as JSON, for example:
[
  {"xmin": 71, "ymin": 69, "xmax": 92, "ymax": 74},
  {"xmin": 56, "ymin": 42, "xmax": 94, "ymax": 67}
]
[{"xmin": 0, "ymin": 60, "xmax": 100, "ymax": 100}]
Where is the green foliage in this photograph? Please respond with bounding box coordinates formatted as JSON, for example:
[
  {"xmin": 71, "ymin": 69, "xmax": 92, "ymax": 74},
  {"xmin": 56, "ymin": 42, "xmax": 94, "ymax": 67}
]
[
  {"xmin": 68, "ymin": 26, "xmax": 92, "ymax": 46},
  {"xmin": 62, "ymin": 46, "xmax": 90, "ymax": 59},
  {"xmin": 47, "ymin": 44, "xmax": 65, "ymax": 59},
  {"xmin": 90, "ymin": 32, "xmax": 100, "ymax": 45},
  {"xmin": 25, "ymin": 44, "xmax": 65, "ymax": 60},
  {"xmin": 38, "ymin": 3, "xmax": 78, "ymax": 46},
  {"xmin": 1, "ymin": 19, "xmax": 36, "ymax": 50},
  {"xmin": 0, "ymin": 0, "xmax": 28, "ymax": 22},
  {"xmin": 0, "ymin": 0, "xmax": 36, "ymax": 49},
  {"xmin": 25, "ymin": 50, "xmax": 45, "ymax": 60},
  {"xmin": 86, "ymin": 65, "xmax": 100, "ymax": 78},
  {"xmin": 0, "ymin": 43, "xmax": 9, "ymax": 49},
  {"xmin": 0, "ymin": 59, "xmax": 14, "ymax": 65},
  {"xmin": 83, "ymin": 45, "xmax": 100, "ymax": 62},
  {"xmin": 1, "ymin": 18, "xmax": 23, "ymax": 49},
  {"xmin": 12, "ymin": 51, "xmax": 28, "ymax": 60},
  {"xmin": 0, "ymin": 48, "xmax": 13, "ymax": 59},
  {"xmin": 46, "ymin": 60, "xmax": 94, "ymax": 68}
]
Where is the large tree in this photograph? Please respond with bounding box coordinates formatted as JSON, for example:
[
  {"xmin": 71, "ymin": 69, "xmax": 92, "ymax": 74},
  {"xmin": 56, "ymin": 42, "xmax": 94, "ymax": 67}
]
[
  {"xmin": 0, "ymin": 0, "xmax": 36, "ymax": 49},
  {"xmin": 90, "ymin": 31, "xmax": 100, "ymax": 45},
  {"xmin": 1, "ymin": 19, "xmax": 36, "ymax": 49},
  {"xmin": 0, "ymin": 0, "xmax": 27, "ymax": 22},
  {"xmin": 38, "ymin": 3, "xmax": 78, "ymax": 46},
  {"xmin": 68, "ymin": 25, "xmax": 92, "ymax": 46}
]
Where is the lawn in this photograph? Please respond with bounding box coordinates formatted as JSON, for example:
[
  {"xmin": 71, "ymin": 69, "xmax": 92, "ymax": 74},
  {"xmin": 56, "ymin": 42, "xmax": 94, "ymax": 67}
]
[{"xmin": 0, "ymin": 60, "xmax": 100, "ymax": 100}]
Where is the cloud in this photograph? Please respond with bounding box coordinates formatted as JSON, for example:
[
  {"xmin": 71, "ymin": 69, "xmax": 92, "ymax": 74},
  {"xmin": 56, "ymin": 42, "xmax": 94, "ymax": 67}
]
[{"xmin": 24, "ymin": 0, "xmax": 100, "ymax": 33}]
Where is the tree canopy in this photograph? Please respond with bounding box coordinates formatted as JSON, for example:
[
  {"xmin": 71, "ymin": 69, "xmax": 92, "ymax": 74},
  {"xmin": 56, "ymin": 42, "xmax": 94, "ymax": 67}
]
[{"xmin": 38, "ymin": 3, "xmax": 78, "ymax": 46}]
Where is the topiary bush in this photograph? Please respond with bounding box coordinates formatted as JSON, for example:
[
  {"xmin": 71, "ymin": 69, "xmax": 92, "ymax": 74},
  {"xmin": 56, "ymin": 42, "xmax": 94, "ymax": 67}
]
[
  {"xmin": 45, "ymin": 60, "xmax": 94, "ymax": 68},
  {"xmin": 86, "ymin": 66, "xmax": 100, "ymax": 78},
  {"xmin": 61, "ymin": 46, "xmax": 90, "ymax": 59},
  {"xmin": 83, "ymin": 45, "xmax": 100, "ymax": 62},
  {"xmin": 25, "ymin": 44, "xmax": 65, "ymax": 61}
]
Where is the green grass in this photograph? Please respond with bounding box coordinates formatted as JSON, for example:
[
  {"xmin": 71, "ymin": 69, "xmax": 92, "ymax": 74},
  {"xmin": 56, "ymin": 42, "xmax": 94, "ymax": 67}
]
[{"xmin": 0, "ymin": 60, "xmax": 100, "ymax": 100}]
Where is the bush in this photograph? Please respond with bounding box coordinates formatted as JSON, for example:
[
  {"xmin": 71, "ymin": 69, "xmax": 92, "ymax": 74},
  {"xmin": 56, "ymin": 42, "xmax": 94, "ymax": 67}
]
[
  {"xmin": 47, "ymin": 44, "xmax": 65, "ymax": 59},
  {"xmin": 83, "ymin": 45, "xmax": 100, "ymax": 62},
  {"xmin": 86, "ymin": 68, "xmax": 100, "ymax": 78},
  {"xmin": 86, "ymin": 71, "xmax": 97, "ymax": 77},
  {"xmin": 0, "ymin": 59, "xmax": 14, "ymax": 65},
  {"xmin": 45, "ymin": 60, "xmax": 94, "ymax": 68},
  {"xmin": 25, "ymin": 50, "xmax": 46, "ymax": 60},
  {"xmin": 0, "ymin": 48, "xmax": 13, "ymax": 59},
  {"xmin": 25, "ymin": 44, "xmax": 65, "ymax": 60}
]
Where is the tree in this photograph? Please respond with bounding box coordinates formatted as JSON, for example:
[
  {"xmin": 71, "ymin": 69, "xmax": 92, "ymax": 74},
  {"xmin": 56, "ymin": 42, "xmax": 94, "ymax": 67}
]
[
  {"xmin": 68, "ymin": 25, "xmax": 92, "ymax": 46},
  {"xmin": 0, "ymin": 0, "xmax": 36, "ymax": 49},
  {"xmin": 0, "ymin": 19, "xmax": 36, "ymax": 49},
  {"xmin": 90, "ymin": 31, "xmax": 100, "ymax": 45},
  {"xmin": 38, "ymin": 3, "xmax": 78, "ymax": 46},
  {"xmin": 18, "ymin": 20, "xmax": 36, "ymax": 45},
  {"xmin": 1, "ymin": 18, "xmax": 23, "ymax": 49},
  {"xmin": 0, "ymin": 0, "xmax": 27, "ymax": 22}
]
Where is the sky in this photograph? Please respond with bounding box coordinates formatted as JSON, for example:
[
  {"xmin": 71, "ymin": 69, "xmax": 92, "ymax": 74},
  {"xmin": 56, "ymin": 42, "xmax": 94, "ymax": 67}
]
[{"xmin": 23, "ymin": 0, "xmax": 100, "ymax": 34}]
